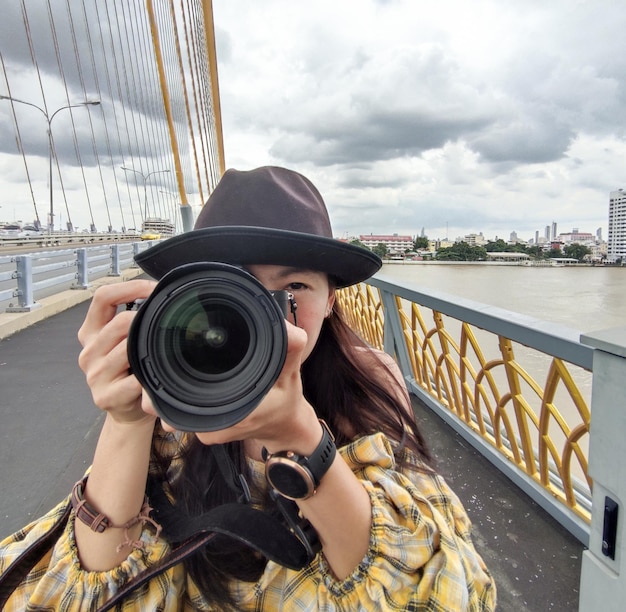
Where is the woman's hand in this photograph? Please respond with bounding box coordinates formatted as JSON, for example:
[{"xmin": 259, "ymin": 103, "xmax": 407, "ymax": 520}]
[{"xmin": 78, "ymin": 280, "xmax": 157, "ymax": 425}]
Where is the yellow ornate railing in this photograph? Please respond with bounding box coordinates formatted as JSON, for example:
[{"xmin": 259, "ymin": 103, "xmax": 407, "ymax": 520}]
[{"xmin": 338, "ymin": 280, "xmax": 592, "ymax": 531}]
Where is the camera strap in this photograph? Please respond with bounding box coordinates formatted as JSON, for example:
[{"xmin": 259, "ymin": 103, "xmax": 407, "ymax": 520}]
[{"xmin": 208, "ymin": 444, "xmax": 321, "ymax": 564}]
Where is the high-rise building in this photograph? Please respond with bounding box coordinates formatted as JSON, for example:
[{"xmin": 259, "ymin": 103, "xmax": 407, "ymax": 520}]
[{"xmin": 608, "ymin": 189, "xmax": 626, "ymax": 262}]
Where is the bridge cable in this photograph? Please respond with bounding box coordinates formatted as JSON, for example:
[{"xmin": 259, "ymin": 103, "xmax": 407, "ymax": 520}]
[
  {"xmin": 114, "ymin": 1, "xmax": 149, "ymax": 223},
  {"xmin": 77, "ymin": 1, "xmax": 128, "ymax": 232},
  {"xmin": 176, "ymin": 0, "xmax": 206, "ymax": 207},
  {"xmin": 18, "ymin": 0, "xmax": 54, "ymax": 226},
  {"xmin": 99, "ymin": 1, "xmax": 140, "ymax": 231},
  {"xmin": 64, "ymin": 0, "xmax": 114, "ymax": 232},
  {"xmin": 0, "ymin": 52, "xmax": 42, "ymax": 227},
  {"xmin": 46, "ymin": 0, "xmax": 93, "ymax": 231},
  {"xmin": 181, "ymin": 0, "xmax": 211, "ymax": 201}
]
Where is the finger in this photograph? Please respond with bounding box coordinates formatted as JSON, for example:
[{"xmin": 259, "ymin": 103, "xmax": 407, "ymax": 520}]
[
  {"xmin": 78, "ymin": 312, "xmax": 134, "ymax": 374},
  {"xmin": 78, "ymin": 280, "xmax": 156, "ymax": 346},
  {"xmin": 281, "ymin": 322, "xmax": 308, "ymax": 371},
  {"xmin": 90, "ymin": 370, "xmax": 143, "ymax": 413}
]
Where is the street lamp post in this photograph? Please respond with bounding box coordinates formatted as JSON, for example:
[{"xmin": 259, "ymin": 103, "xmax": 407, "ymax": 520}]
[
  {"xmin": 0, "ymin": 95, "xmax": 100, "ymax": 234},
  {"xmin": 121, "ymin": 167, "xmax": 171, "ymax": 220}
]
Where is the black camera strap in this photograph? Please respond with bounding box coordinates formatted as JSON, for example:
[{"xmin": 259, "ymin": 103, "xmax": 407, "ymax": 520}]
[{"xmin": 208, "ymin": 444, "xmax": 321, "ymax": 564}]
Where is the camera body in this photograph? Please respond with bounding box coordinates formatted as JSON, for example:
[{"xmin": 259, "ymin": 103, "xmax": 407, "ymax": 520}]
[{"xmin": 127, "ymin": 262, "xmax": 293, "ymax": 431}]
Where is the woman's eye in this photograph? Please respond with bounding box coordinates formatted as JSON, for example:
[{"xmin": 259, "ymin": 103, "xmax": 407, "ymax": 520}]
[{"xmin": 287, "ymin": 282, "xmax": 307, "ymax": 291}]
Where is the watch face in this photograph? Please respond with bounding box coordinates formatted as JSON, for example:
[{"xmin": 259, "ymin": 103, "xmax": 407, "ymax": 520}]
[{"xmin": 266, "ymin": 460, "xmax": 314, "ymax": 499}]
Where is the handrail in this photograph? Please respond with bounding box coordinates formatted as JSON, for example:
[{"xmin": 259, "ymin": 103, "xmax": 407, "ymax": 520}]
[
  {"xmin": 338, "ymin": 275, "xmax": 594, "ymax": 545},
  {"xmin": 0, "ymin": 241, "xmax": 157, "ymax": 312}
]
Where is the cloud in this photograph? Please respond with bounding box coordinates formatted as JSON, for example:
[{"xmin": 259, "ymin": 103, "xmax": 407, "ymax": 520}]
[{"xmin": 211, "ymin": 0, "xmax": 626, "ymax": 241}]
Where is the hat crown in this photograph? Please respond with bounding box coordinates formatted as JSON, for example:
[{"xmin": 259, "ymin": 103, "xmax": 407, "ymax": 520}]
[
  {"xmin": 194, "ymin": 166, "xmax": 333, "ymax": 238},
  {"xmin": 135, "ymin": 165, "xmax": 382, "ymax": 287}
]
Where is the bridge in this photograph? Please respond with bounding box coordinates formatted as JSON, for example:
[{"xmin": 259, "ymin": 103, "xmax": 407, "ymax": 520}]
[
  {"xmin": 1, "ymin": 2, "xmax": 625, "ymax": 610},
  {"xmin": 0, "ymin": 0, "xmax": 223, "ymax": 234}
]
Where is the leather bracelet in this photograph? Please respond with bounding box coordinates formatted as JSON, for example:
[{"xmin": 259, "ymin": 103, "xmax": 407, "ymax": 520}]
[
  {"xmin": 71, "ymin": 478, "xmax": 112, "ymax": 533},
  {"xmin": 71, "ymin": 477, "xmax": 162, "ymax": 551}
]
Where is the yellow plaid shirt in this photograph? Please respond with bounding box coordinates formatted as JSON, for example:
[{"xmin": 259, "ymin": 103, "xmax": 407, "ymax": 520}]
[{"xmin": 1, "ymin": 433, "xmax": 495, "ymax": 610}]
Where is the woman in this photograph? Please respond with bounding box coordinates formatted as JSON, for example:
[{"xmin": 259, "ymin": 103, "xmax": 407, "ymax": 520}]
[{"xmin": 0, "ymin": 166, "xmax": 495, "ymax": 610}]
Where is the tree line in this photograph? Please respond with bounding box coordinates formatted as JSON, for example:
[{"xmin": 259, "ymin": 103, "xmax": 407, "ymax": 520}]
[{"xmin": 350, "ymin": 237, "xmax": 594, "ymax": 263}]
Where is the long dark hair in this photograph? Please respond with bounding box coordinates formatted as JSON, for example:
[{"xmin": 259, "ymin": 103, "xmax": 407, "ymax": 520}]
[{"xmin": 147, "ymin": 301, "xmax": 431, "ymax": 609}]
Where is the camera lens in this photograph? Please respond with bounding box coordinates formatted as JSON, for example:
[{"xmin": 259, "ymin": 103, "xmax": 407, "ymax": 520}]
[
  {"xmin": 160, "ymin": 295, "xmax": 250, "ymax": 377},
  {"xmin": 128, "ymin": 262, "xmax": 288, "ymax": 431}
]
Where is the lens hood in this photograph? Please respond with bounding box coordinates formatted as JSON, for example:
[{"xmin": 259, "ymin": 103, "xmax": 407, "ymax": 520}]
[{"xmin": 127, "ymin": 262, "xmax": 288, "ymax": 431}]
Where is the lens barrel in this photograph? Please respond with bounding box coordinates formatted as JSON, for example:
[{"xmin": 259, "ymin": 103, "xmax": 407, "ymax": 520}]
[{"xmin": 127, "ymin": 262, "xmax": 288, "ymax": 431}]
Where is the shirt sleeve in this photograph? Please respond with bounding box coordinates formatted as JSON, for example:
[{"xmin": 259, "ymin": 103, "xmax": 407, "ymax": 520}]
[
  {"xmin": 0, "ymin": 498, "xmax": 194, "ymax": 611},
  {"xmin": 306, "ymin": 433, "xmax": 496, "ymax": 610}
]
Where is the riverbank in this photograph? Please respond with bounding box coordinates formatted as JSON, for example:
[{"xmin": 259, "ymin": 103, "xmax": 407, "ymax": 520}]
[{"xmin": 382, "ymin": 259, "xmax": 621, "ymax": 267}]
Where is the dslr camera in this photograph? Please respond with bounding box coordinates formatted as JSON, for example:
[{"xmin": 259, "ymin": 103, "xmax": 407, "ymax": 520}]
[{"xmin": 127, "ymin": 262, "xmax": 295, "ymax": 432}]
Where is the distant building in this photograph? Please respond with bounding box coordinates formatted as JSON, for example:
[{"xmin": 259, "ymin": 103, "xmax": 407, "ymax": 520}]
[
  {"xmin": 463, "ymin": 232, "xmax": 487, "ymax": 246},
  {"xmin": 142, "ymin": 217, "xmax": 176, "ymax": 237},
  {"xmin": 486, "ymin": 252, "xmax": 530, "ymax": 262},
  {"xmin": 359, "ymin": 233, "xmax": 413, "ymax": 255},
  {"xmin": 432, "ymin": 238, "xmax": 455, "ymax": 250},
  {"xmin": 557, "ymin": 229, "xmax": 595, "ymax": 244},
  {"xmin": 608, "ymin": 189, "xmax": 626, "ymax": 262}
]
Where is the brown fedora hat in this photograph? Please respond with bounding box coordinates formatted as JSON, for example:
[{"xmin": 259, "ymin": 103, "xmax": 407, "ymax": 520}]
[{"xmin": 135, "ymin": 166, "xmax": 381, "ymax": 287}]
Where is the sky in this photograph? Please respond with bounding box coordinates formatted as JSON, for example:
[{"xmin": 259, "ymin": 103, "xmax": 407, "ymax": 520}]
[
  {"xmin": 211, "ymin": 0, "xmax": 626, "ymax": 242},
  {"xmin": 0, "ymin": 0, "xmax": 625, "ymax": 242}
]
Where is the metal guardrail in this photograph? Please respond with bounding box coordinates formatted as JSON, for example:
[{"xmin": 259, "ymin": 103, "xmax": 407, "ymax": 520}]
[
  {"xmin": 338, "ymin": 273, "xmax": 594, "ymax": 545},
  {"xmin": 0, "ymin": 232, "xmax": 140, "ymax": 250},
  {"xmin": 0, "ymin": 241, "xmax": 157, "ymax": 312}
]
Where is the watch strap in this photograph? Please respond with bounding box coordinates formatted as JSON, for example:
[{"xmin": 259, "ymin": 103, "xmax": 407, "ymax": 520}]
[
  {"xmin": 262, "ymin": 419, "xmax": 337, "ymax": 498},
  {"xmin": 305, "ymin": 419, "xmax": 336, "ymax": 486}
]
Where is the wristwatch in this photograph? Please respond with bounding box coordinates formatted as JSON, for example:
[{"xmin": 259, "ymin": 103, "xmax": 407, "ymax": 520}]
[{"xmin": 263, "ymin": 420, "xmax": 337, "ymax": 500}]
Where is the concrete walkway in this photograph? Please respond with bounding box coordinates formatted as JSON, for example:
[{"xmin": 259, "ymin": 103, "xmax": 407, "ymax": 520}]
[{"xmin": 0, "ymin": 283, "xmax": 584, "ymax": 610}]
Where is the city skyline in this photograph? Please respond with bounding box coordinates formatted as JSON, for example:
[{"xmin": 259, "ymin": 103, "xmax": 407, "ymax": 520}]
[
  {"xmin": 0, "ymin": 209, "xmax": 608, "ymax": 247},
  {"xmin": 347, "ymin": 219, "xmax": 605, "ymax": 245}
]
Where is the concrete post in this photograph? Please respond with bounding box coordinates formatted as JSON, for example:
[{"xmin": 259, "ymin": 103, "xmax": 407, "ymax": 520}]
[
  {"xmin": 110, "ymin": 244, "xmax": 121, "ymax": 276},
  {"xmin": 180, "ymin": 203, "xmax": 194, "ymax": 233},
  {"xmin": 73, "ymin": 248, "xmax": 90, "ymax": 289},
  {"xmin": 579, "ymin": 326, "xmax": 626, "ymax": 611},
  {"xmin": 6, "ymin": 255, "xmax": 41, "ymax": 312},
  {"xmin": 132, "ymin": 242, "xmax": 141, "ymax": 267}
]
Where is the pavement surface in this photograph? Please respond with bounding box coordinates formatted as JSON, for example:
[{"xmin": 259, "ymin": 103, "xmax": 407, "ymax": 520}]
[{"xmin": 0, "ymin": 278, "xmax": 584, "ymax": 610}]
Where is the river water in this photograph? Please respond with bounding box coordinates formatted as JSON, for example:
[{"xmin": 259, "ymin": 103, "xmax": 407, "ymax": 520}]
[
  {"xmin": 379, "ymin": 263, "xmax": 626, "ymax": 334},
  {"xmin": 378, "ymin": 262, "xmax": 626, "ymax": 478}
]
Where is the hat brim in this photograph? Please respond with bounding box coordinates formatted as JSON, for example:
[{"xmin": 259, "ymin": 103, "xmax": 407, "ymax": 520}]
[{"xmin": 134, "ymin": 226, "xmax": 382, "ymax": 288}]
